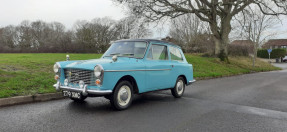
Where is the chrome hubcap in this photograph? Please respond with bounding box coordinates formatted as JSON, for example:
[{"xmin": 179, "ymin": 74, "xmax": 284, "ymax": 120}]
[
  {"xmin": 176, "ymin": 80, "xmax": 184, "ymax": 95},
  {"xmin": 117, "ymin": 85, "xmax": 131, "ymax": 106},
  {"xmin": 120, "ymin": 89, "xmax": 128, "ymax": 101}
]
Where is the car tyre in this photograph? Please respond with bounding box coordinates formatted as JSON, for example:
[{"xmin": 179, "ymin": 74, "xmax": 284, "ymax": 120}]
[
  {"xmin": 69, "ymin": 94, "xmax": 87, "ymax": 102},
  {"xmin": 110, "ymin": 81, "xmax": 133, "ymax": 110},
  {"xmin": 171, "ymin": 77, "xmax": 185, "ymax": 98}
]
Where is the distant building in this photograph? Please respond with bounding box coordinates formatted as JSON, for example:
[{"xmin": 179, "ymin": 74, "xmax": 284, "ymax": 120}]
[
  {"xmin": 231, "ymin": 40, "xmax": 254, "ymax": 46},
  {"xmin": 262, "ymin": 39, "xmax": 287, "ymax": 50},
  {"xmin": 230, "ymin": 40, "xmax": 254, "ymax": 53}
]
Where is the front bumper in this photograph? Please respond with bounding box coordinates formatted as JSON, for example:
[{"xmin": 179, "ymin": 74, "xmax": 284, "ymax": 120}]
[
  {"xmin": 187, "ymin": 79, "xmax": 196, "ymax": 86},
  {"xmin": 53, "ymin": 81, "xmax": 112, "ymax": 96}
]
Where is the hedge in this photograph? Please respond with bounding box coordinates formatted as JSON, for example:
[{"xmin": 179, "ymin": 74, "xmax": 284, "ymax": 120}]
[
  {"xmin": 228, "ymin": 44, "xmax": 249, "ymax": 56},
  {"xmin": 257, "ymin": 48, "xmax": 286, "ymax": 58}
]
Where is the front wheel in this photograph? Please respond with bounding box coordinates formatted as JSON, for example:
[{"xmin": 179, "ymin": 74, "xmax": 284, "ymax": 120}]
[
  {"xmin": 171, "ymin": 77, "xmax": 185, "ymax": 98},
  {"xmin": 110, "ymin": 81, "xmax": 133, "ymax": 110}
]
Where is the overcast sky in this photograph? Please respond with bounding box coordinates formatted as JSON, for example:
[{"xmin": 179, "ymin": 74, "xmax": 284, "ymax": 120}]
[
  {"xmin": 0, "ymin": 0, "xmax": 125, "ymax": 28},
  {"xmin": 0, "ymin": 0, "xmax": 286, "ymax": 39}
]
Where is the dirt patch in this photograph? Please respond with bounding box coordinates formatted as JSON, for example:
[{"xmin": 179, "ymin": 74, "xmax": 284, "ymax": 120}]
[{"xmin": 0, "ymin": 65, "xmax": 23, "ymax": 72}]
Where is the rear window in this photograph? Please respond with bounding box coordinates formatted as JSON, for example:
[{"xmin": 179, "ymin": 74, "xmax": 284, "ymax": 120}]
[
  {"xmin": 169, "ymin": 46, "xmax": 183, "ymax": 61},
  {"xmin": 147, "ymin": 45, "xmax": 168, "ymax": 60}
]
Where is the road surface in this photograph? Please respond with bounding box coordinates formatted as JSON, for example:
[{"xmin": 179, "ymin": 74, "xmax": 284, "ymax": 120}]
[{"xmin": 1, "ymin": 70, "xmax": 287, "ymax": 132}]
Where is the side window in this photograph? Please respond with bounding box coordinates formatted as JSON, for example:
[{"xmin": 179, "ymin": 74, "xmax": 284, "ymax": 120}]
[
  {"xmin": 170, "ymin": 46, "xmax": 183, "ymax": 61},
  {"xmin": 147, "ymin": 45, "xmax": 168, "ymax": 60}
]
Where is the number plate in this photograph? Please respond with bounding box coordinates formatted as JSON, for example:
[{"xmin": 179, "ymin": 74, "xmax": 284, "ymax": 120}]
[{"xmin": 63, "ymin": 91, "xmax": 81, "ymax": 99}]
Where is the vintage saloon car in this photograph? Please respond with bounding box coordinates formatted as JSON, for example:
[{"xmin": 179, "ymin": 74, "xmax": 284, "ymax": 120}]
[{"xmin": 53, "ymin": 39, "xmax": 195, "ymax": 110}]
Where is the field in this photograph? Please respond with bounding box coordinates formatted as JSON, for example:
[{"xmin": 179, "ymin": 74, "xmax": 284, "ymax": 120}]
[{"xmin": 0, "ymin": 53, "xmax": 280, "ymax": 98}]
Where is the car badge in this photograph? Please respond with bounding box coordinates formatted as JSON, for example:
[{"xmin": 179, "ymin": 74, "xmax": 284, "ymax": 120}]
[{"xmin": 75, "ymin": 73, "xmax": 79, "ymax": 80}]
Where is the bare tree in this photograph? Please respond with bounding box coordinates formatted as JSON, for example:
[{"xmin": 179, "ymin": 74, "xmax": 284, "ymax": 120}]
[
  {"xmin": 115, "ymin": 16, "xmax": 152, "ymax": 39},
  {"xmin": 0, "ymin": 28, "xmax": 3, "ymax": 47},
  {"xmin": 169, "ymin": 14, "xmax": 212, "ymax": 53},
  {"xmin": 114, "ymin": 0, "xmax": 287, "ymax": 61},
  {"xmin": 132, "ymin": 21, "xmax": 152, "ymax": 38},
  {"xmin": 1, "ymin": 25, "xmax": 18, "ymax": 49},
  {"xmin": 74, "ymin": 17, "xmax": 118, "ymax": 53},
  {"xmin": 16, "ymin": 20, "xmax": 33, "ymax": 49},
  {"xmin": 233, "ymin": 7, "xmax": 281, "ymax": 66},
  {"xmin": 115, "ymin": 16, "xmax": 137, "ymax": 39},
  {"xmin": 0, "ymin": 20, "xmax": 73, "ymax": 52},
  {"xmin": 74, "ymin": 16, "xmax": 152, "ymax": 53}
]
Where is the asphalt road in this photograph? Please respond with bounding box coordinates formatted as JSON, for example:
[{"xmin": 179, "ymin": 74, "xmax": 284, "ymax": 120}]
[
  {"xmin": 1, "ymin": 70, "xmax": 287, "ymax": 132},
  {"xmin": 272, "ymin": 62, "xmax": 287, "ymax": 69}
]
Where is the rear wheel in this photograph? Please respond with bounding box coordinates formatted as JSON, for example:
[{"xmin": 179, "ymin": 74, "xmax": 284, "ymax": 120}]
[
  {"xmin": 110, "ymin": 81, "xmax": 133, "ymax": 110},
  {"xmin": 171, "ymin": 77, "xmax": 185, "ymax": 98}
]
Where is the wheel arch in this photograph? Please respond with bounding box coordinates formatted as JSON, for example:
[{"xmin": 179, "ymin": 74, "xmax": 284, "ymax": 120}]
[
  {"xmin": 114, "ymin": 75, "xmax": 139, "ymax": 94},
  {"xmin": 178, "ymin": 75, "xmax": 187, "ymax": 85}
]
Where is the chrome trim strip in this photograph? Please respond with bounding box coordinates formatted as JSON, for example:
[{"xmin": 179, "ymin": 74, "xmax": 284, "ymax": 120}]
[
  {"xmin": 53, "ymin": 84, "xmax": 112, "ymax": 95},
  {"xmin": 104, "ymin": 69, "xmax": 171, "ymax": 72},
  {"xmin": 189, "ymin": 80, "xmax": 196, "ymax": 83}
]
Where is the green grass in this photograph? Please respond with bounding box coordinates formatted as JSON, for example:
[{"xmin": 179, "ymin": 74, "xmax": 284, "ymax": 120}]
[
  {"xmin": 185, "ymin": 54, "xmax": 280, "ymax": 78},
  {"xmin": 0, "ymin": 53, "xmax": 102, "ymax": 98},
  {"xmin": 0, "ymin": 53, "xmax": 280, "ymax": 98}
]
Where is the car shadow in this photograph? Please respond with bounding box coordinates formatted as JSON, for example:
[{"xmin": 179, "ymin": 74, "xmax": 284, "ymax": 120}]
[{"xmin": 66, "ymin": 92, "xmax": 178, "ymax": 113}]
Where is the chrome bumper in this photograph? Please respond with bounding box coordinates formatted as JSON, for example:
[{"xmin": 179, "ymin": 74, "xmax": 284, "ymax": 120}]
[
  {"xmin": 187, "ymin": 79, "xmax": 196, "ymax": 86},
  {"xmin": 53, "ymin": 82, "xmax": 112, "ymax": 96}
]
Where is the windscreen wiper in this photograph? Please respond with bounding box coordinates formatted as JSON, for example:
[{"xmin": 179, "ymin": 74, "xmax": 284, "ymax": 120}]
[
  {"xmin": 109, "ymin": 53, "xmax": 121, "ymax": 56},
  {"xmin": 121, "ymin": 53, "xmax": 134, "ymax": 56}
]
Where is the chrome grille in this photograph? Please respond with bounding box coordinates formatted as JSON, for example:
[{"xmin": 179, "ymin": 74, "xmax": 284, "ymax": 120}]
[{"xmin": 64, "ymin": 69, "xmax": 94, "ymax": 85}]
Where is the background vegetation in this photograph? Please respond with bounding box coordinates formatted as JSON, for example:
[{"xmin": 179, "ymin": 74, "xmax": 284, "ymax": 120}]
[
  {"xmin": 257, "ymin": 49, "xmax": 287, "ymax": 58},
  {"xmin": 0, "ymin": 53, "xmax": 279, "ymax": 98},
  {"xmin": 0, "ymin": 17, "xmax": 151, "ymax": 53}
]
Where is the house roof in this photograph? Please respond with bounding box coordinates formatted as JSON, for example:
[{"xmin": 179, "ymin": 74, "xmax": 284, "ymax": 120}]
[
  {"xmin": 230, "ymin": 40, "xmax": 253, "ymax": 46},
  {"xmin": 263, "ymin": 39, "xmax": 287, "ymax": 47}
]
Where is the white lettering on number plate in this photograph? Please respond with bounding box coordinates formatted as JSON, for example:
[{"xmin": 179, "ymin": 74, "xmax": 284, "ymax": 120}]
[{"xmin": 63, "ymin": 91, "xmax": 81, "ymax": 99}]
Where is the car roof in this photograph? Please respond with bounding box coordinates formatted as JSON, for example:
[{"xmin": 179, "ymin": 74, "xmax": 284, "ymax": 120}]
[{"xmin": 114, "ymin": 39, "xmax": 181, "ymax": 48}]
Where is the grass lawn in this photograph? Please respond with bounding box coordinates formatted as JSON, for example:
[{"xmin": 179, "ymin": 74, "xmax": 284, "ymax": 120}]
[
  {"xmin": 186, "ymin": 54, "xmax": 280, "ymax": 78},
  {"xmin": 0, "ymin": 53, "xmax": 280, "ymax": 98}
]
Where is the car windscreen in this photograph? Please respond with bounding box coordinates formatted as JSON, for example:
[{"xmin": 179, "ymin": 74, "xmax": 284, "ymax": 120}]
[{"xmin": 103, "ymin": 41, "xmax": 147, "ymax": 58}]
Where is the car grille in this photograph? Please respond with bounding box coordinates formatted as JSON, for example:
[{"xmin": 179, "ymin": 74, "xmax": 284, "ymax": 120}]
[{"xmin": 64, "ymin": 69, "xmax": 94, "ymax": 85}]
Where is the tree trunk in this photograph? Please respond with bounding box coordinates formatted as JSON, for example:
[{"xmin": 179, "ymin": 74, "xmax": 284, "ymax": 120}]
[
  {"xmin": 214, "ymin": 37, "xmax": 220, "ymax": 55},
  {"xmin": 213, "ymin": 36, "xmax": 229, "ymax": 62},
  {"xmin": 209, "ymin": 15, "xmax": 232, "ymax": 62}
]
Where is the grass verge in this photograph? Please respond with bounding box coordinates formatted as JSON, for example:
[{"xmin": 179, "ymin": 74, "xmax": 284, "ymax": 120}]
[{"xmin": 0, "ymin": 53, "xmax": 280, "ymax": 98}]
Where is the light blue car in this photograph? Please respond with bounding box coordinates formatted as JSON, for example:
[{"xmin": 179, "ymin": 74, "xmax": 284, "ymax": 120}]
[{"xmin": 53, "ymin": 39, "xmax": 195, "ymax": 110}]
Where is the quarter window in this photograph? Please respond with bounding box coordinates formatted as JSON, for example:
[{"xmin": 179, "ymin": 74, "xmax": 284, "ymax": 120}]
[
  {"xmin": 170, "ymin": 47, "xmax": 183, "ymax": 61},
  {"xmin": 147, "ymin": 45, "xmax": 168, "ymax": 60}
]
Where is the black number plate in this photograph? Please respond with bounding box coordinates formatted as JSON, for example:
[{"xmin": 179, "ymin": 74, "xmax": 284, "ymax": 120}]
[{"xmin": 63, "ymin": 91, "xmax": 81, "ymax": 99}]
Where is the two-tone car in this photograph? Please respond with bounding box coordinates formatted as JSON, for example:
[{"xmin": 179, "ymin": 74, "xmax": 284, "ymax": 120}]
[{"xmin": 53, "ymin": 39, "xmax": 195, "ymax": 110}]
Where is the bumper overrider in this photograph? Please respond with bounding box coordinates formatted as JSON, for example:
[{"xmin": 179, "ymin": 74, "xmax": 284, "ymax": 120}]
[
  {"xmin": 187, "ymin": 79, "xmax": 196, "ymax": 86},
  {"xmin": 53, "ymin": 81, "xmax": 112, "ymax": 96}
]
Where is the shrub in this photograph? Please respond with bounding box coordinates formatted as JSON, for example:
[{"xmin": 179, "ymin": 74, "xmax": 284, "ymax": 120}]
[
  {"xmin": 228, "ymin": 44, "xmax": 249, "ymax": 56},
  {"xmin": 257, "ymin": 48, "xmax": 286, "ymax": 58}
]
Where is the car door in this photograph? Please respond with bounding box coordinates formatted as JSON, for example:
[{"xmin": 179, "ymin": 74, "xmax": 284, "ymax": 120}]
[
  {"xmin": 144, "ymin": 43, "xmax": 174, "ymax": 90},
  {"xmin": 169, "ymin": 46, "xmax": 186, "ymax": 86}
]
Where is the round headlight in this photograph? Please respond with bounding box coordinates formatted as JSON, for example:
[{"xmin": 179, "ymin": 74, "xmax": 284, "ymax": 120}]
[
  {"xmin": 53, "ymin": 63, "xmax": 60, "ymax": 73},
  {"xmin": 94, "ymin": 65, "xmax": 103, "ymax": 78}
]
